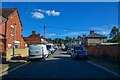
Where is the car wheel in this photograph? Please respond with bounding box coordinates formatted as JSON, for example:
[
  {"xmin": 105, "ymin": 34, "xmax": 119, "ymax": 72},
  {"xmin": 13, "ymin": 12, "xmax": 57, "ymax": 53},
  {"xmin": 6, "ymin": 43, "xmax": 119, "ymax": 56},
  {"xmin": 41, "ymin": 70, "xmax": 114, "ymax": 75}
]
[
  {"xmin": 43, "ymin": 56, "xmax": 46, "ymax": 61},
  {"xmin": 72, "ymin": 54, "xmax": 76, "ymax": 60},
  {"xmin": 85, "ymin": 56, "xmax": 88, "ymax": 60},
  {"xmin": 43, "ymin": 58, "xmax": 46, "ymax": 61}
]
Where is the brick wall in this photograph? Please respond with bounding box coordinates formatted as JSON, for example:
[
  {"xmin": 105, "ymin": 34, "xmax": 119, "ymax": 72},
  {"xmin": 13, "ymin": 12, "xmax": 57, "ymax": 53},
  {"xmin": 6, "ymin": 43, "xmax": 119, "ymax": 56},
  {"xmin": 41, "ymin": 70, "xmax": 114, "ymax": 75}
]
[
  {"xmin": 87, "ymin": 45, "xmax": 120, "ymax": 62},
  {"xmin": 0, "ymin": 23, "xmax": 5, "ymax": 52},
  {"xmin": 6, "ymin": 11, "xmax": 25, "ymax": 48}
]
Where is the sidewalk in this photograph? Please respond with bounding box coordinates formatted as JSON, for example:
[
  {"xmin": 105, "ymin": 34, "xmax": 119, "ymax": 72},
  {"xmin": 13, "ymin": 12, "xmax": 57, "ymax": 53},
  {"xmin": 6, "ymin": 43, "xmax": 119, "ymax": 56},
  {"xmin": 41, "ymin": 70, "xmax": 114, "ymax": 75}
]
[{"xmin": 0, "ymin": 60, "xmax": 27, "ymax": 75}]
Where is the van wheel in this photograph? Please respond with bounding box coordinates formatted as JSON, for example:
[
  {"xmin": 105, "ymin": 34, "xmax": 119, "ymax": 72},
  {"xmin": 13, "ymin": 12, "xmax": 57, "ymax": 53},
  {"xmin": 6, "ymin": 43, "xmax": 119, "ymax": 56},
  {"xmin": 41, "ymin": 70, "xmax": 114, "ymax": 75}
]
[{"xmin": 43, "ymin": 57, "xmax": 46, "ymax": 61}]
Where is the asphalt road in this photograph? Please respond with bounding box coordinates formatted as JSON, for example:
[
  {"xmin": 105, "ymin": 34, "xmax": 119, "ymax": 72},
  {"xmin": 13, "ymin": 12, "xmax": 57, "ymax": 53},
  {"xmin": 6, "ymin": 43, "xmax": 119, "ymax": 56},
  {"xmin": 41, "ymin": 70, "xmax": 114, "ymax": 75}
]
[{"xmin": 2, "ymin": 50, "xmax": 120, "ymax": 79}]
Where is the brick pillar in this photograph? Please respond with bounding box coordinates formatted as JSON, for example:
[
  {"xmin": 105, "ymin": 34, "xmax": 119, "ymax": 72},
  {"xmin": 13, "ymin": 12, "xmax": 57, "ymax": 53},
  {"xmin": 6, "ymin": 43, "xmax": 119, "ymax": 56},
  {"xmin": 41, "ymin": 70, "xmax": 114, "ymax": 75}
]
[{"xmin": 6, "ymin": 48, "xmax": 12, "ymax": 61}]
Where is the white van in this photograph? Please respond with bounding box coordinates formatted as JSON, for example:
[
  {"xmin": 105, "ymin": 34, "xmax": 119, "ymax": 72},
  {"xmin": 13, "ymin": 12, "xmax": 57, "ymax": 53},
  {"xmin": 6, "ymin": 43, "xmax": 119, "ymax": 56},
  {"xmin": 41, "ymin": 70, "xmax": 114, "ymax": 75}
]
[
  {"xmin": 46, "ymin": 44, "xmax": 55, "ymax": 54},
  {"xmin": 29, "ymin": 44, "xmax": 49, "ymax": 60}
]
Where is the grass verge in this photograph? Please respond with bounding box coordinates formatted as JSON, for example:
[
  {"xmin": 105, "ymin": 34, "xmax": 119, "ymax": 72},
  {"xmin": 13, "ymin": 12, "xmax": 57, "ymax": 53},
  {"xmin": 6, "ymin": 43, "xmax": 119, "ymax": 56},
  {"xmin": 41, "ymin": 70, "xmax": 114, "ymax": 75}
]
[{"xmin": 88, "ymin": 56, "xmax": 120, "ymax": 74}]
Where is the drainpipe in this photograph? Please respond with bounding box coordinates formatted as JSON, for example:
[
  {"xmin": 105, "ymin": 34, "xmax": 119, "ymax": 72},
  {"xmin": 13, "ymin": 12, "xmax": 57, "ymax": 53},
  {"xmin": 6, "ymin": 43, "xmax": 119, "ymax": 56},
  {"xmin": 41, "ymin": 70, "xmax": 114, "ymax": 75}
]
[
  {"xmin": 4, "ymin": 22, "xmax": 7, "ymax": 61},
  {"xmin": 13, "ymin": 23, "xmax": 16, "ymax": 59}
]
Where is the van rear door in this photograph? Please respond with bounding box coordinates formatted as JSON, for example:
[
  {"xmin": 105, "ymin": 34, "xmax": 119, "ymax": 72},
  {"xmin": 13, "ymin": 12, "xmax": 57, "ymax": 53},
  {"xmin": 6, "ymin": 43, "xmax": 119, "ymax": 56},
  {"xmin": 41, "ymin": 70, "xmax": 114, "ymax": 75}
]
[{"xmin": 29, "ymin": 45, "xmax": 42, "ymax": 56}]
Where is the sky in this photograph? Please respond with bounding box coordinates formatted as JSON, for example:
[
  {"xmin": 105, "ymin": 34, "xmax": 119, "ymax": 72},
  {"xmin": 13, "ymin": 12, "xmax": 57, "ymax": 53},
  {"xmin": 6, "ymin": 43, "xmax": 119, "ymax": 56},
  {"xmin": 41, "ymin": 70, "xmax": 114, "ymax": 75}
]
[{"xmin": 2, "ymin": 2, "xmax": 118, "ymax": 39}]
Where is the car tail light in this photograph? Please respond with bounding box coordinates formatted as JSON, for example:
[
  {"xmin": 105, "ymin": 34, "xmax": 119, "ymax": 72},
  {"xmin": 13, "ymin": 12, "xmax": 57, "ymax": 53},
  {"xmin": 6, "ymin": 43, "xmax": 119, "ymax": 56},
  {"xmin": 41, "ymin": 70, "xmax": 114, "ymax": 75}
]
[{"xmin": 42, "ymin": 47, "xmax": 44, "ymax": 55}]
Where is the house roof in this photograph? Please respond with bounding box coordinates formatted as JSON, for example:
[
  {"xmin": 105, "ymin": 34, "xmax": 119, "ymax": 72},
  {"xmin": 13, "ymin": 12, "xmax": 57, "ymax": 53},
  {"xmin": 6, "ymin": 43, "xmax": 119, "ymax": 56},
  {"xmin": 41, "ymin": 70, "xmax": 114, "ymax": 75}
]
[
  {"xmin": 0, "ymin": 8, "xmax": 17, "ymax": 18},
  {"xmin": 87, "ymin": 32, "xmax": 107, "ymax": 38},
  {"xmin": 23, "ymin": 37, "xmax": 27, "ymax": 41},
  {"xmin": 0, "ymin": 8, "xmax": 23, "ymax": 28}
]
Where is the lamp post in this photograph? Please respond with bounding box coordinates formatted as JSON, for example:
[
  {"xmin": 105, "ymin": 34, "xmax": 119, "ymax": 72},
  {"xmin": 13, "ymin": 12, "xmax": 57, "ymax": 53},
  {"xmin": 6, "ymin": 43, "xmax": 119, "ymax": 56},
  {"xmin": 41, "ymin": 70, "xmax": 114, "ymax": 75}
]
[{"xmin": 13, "ymin": 23, "xmax": 16, "ymax": 59}]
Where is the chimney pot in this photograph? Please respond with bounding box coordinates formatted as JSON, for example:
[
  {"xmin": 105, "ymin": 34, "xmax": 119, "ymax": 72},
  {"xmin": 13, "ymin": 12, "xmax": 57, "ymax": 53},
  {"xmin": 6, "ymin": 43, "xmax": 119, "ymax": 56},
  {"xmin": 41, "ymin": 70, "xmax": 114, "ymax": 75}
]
[
  {"xmin": 32, "ymin": 31, "xmax": 35, "ymax": 34},
  {"xmin": 90, "ymin": 30, "xmax": 94, "ymax": 34},
  {"xmin": 37, "ymin": 33, "xmax": 40, "ymax": 36}
]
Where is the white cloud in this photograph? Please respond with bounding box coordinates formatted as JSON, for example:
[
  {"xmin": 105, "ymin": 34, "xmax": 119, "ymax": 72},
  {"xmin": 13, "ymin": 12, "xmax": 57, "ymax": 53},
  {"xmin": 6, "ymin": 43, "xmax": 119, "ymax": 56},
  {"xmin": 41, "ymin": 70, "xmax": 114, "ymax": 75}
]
[
  {"xmin": 47, "ymin": 33, "xmax": 56, "ymax": 36},
  {"xmin": 31, "ymin": 12, "xmax": 44, "ymax": 19},
  {"xmin": 34, "ymin": 9, "xmax": 60, "ymax": 16},
  {"xmin": 90, "ymin": 25, "xmax": 115, "ymax": 35},
  {"xmin": 45, "ymin": 10, "xmax": 60, "ymax": 16},
  {"xmin": 34, "ymin": 9, "xmax": 45, "ymax": 13},
  {"xmin": 102, "ymin": 31, "xmax": 110, "ymax": 35}
]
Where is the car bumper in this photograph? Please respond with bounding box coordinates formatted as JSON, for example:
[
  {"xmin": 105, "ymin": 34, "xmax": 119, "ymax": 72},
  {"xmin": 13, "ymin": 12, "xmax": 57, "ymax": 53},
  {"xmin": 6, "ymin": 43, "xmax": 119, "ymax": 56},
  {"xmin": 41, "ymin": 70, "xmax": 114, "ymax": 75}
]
[
  {"xmin": 29, "ymin": 55, "xmax": 43, "ymax": 59},
  {"xmin": 75, "ymin": 54, "xmax": 87, "ymax": 58}
]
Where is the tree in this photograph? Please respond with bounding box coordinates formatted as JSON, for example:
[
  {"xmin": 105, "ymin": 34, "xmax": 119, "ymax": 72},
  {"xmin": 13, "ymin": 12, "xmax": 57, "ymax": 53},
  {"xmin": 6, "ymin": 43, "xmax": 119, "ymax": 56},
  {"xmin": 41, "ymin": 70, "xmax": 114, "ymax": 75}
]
[
  {"xmin": 109, "ymin": 26, "xmax": 120, "ymax": 43},
  {"xmin": 77, "ymin": 36, "xmax": 81, "ymax": 39},
  {"xmin": 65, "ymin": 36, "xmax": 72, "ymax": 44},
  {"xmin": 113, "ymin": 32, "xmax": 120, "ymax": 43},
  {"xmin": 110, "ymin": 26, "xmax": 119, "ymax": 39}
]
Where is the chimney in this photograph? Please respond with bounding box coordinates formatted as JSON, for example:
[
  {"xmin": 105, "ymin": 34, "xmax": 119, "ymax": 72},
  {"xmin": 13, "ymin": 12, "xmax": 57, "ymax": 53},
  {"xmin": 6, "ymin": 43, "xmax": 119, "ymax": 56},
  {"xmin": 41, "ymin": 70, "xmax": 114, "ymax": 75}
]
[
  {"xmin": 83, "ymin": 34, "xmax": 86, "ymax": 37},
  {"xmin": 90, "ymin": 30, "xmax": 94, "ymax": 34},
  {"xmin": 32, "ymin": 31, "xmax": 35, "ymax": 34},
  {"xmin": 41, "ymin": 36, "xmax": 43, "ymax": 38},
  {"xmin": 37, "ymin": 33, "xmax": 40, "ymax": 36}
]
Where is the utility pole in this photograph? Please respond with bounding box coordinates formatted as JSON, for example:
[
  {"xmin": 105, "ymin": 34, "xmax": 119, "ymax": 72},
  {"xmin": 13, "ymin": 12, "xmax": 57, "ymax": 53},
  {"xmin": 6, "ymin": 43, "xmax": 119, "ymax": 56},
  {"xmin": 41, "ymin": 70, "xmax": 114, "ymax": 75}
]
[{"xmin": 44, "ymin": 26, "xmax": 46, "ymax": 44}]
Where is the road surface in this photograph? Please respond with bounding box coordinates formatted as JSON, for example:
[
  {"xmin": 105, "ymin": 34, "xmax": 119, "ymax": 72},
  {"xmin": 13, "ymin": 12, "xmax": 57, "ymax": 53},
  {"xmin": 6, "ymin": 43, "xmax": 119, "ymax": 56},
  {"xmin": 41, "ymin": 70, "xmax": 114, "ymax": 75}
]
[{"xmin": 2, "ymin": 50, "xmax": 119, "ymax": 79}]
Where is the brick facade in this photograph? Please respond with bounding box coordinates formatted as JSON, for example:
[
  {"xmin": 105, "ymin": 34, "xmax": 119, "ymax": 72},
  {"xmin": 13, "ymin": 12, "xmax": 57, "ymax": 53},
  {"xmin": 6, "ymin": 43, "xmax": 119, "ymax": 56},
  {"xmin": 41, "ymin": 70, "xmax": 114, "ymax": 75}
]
[{"xmin": 0, "ymin": 8, "xmax": 25, "ymax": 53}]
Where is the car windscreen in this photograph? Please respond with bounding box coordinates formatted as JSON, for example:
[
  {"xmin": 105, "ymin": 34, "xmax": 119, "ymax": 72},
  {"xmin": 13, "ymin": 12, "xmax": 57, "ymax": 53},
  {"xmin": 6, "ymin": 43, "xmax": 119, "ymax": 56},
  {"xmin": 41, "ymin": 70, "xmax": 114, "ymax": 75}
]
[
  {"xmin": 65, "ymin": 46, "xmax": 68, "ymax": 48},
  {"xmin": 74, "ymin": 46, "xmax": 86, "ymax": 52},
  {"xmin": 29, "ymin": 45, "xmax": 42, "ymax": 51}
]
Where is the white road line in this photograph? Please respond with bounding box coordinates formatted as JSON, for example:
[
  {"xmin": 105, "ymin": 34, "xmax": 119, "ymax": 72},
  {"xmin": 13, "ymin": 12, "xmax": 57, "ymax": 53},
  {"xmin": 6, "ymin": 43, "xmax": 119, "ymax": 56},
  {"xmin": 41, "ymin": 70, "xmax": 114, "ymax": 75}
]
[
  {"xmin": 8, "ymin": 62, "xmax": 30, "ymax": 73},
  {"xmin": 87, "ymin": 61, "xmax": 120, "ymax": 77}
]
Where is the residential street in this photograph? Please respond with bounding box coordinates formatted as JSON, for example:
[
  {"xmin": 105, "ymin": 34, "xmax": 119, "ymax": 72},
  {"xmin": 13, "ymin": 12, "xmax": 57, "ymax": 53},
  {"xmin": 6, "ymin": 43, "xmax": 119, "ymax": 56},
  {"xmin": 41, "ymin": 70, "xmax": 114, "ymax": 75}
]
[{"xmin": 2, "ymin": 50, "xmax": 119, "ymax": 79}]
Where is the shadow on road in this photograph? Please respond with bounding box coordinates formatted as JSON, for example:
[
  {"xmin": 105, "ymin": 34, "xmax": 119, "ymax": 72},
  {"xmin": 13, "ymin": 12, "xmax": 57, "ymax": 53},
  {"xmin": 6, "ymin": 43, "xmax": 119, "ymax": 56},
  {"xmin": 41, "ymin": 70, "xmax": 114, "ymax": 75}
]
[
  {"xmin": 53, "ymin": 56, "xmax": 70, "ymax": 59},
  {"xmin": 60, "ymin": 52, "xmax": 70, "ymax": 55}
]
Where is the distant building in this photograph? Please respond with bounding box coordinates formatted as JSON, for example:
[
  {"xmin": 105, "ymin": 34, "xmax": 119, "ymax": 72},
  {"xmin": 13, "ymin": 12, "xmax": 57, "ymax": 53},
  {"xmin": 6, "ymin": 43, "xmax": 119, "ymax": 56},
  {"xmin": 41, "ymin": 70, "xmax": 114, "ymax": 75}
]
[
  {"xmin": 25, "ymin": 31, "xmax": 41, "ymax": 45},
  {"xmin": 67, "ymin": 37, "xmax": 82, "ymax": 46},
  {"xmin": 41, "ymin": 38, "xmax": 49, "ymax": 44},
  {"xmin": 84, "ymin": 30, "xmax": 107, "ymax": 46},
  {"xmin": 0, "ymin": 8, "xmax": 26, "ymax": 53}
]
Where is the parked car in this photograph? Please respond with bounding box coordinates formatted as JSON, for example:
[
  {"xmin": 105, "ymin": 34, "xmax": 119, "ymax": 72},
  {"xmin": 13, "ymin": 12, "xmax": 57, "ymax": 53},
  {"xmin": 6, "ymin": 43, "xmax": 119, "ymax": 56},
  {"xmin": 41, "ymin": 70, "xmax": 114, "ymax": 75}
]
[
  {"xmin": 54, "ymin": 45, "xmax": 59, "ymax": 50},
  {"xmin": 71, "ymin": 46, "xmax": 88, "ymax": 60},
  {"xmin": 64, "ymin": 45, "xmax": 69, "ymax": 51},
  {"xmin": 67, "ymin": 46, "xmax": 73, "ymax": 54},
  {"xmin": 46, "ymin": 44, "xmax": 55, "ymax": 54},
  {"xmin": 61, "ymin": 46, "xmax": 65, "ymax": 50},
  {"xmin": 29, "ymin": 44, "xmax": 49, "ymax": 60}
]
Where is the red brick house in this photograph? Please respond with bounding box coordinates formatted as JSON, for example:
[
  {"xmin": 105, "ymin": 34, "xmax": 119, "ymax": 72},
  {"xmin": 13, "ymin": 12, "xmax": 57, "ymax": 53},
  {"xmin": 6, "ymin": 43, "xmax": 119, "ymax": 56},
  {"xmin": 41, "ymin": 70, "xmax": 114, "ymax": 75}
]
[
  {"xmin": 0, "ymin": 8, "xmax": 26, "ymax": 54},
  {"xmin": 25, "ymin": 31, "xmax": 41, "ymax": 45}
]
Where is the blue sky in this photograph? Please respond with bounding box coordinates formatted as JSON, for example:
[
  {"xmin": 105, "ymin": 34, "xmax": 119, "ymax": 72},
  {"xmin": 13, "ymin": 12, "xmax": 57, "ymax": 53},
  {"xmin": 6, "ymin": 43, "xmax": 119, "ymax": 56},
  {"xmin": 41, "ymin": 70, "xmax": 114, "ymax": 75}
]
[{"xmin": 2, "ymin": 2, "xmax": 118, "ymax": 39}]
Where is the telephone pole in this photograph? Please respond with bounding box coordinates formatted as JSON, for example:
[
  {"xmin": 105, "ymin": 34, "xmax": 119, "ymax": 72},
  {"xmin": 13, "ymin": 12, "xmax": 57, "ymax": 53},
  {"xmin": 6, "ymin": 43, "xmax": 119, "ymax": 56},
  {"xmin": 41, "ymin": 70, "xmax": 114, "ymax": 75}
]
[{"xmin": 44, "ymin": 26, "xmax": 46, "ymax": 43}]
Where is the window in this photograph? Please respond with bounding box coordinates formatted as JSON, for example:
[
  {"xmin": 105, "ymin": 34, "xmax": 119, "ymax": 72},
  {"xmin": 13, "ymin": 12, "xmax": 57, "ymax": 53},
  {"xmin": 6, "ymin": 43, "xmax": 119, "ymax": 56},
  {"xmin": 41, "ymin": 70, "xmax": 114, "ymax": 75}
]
[
  {"xmin": 8, "ymin": 44, "xmax": 12, "ymax": 48},
  {"xmin": 14, "ymin": 41, "xmax": 20, "ymax": 48}
]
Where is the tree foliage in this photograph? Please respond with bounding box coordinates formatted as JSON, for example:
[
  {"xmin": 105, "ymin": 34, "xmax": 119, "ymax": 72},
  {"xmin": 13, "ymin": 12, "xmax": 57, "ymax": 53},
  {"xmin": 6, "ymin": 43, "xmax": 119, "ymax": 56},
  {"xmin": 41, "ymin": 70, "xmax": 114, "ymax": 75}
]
[
  {"xmin": 110, "ymin": 26, "xmax": 119, "ymax": 39},
  {"xmin": 109, "ymin": 26, "xmax": 120, "ymax": 43}
]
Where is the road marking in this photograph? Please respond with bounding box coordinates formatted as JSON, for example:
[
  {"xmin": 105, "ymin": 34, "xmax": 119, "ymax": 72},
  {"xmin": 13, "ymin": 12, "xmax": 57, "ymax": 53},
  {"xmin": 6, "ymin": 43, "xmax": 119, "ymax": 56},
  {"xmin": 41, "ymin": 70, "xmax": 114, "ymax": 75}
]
[
  {"xmin": 8, "ymin": 62, "xmax": 30, "ymax": 73},
  {"xmin": 87, "ymin": 61, "xmax": 120, "ymax": 77}
]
